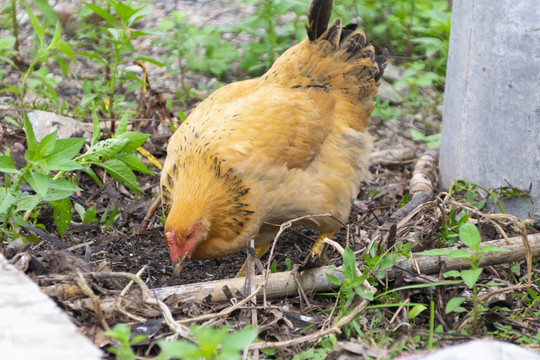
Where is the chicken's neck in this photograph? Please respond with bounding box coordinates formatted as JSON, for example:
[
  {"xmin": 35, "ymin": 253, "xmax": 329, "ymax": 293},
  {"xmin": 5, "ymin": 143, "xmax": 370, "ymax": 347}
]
[{"xmin": 163, "ymin": 152, "xmax": 255, "ymax": 250}]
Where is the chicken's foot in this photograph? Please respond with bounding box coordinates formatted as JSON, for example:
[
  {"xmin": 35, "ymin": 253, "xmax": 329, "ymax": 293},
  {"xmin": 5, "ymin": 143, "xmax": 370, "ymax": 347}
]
[
  {"xmin": 304, "ymin": 231, "xmax": 336, "ymax": 268},
  {"xmin": 236, "ymin": 242, "xmax": 270, "ymax": 277}
]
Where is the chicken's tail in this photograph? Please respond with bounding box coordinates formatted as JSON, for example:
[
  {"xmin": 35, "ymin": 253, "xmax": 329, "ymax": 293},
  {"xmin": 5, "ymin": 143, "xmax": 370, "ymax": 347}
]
[
  {"xmin": 269, "ymin": 0, "xmax": 387, "ymax": 130},
  {"xmin": 306, "ymin": 0, "xmax": 387, "ymax": 82}
]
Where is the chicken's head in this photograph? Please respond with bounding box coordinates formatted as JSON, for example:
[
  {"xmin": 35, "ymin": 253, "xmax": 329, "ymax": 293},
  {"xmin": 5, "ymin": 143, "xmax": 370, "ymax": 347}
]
[{"xmin": 165, "ymin": 218, "xmax": 209, "ymax": 272}]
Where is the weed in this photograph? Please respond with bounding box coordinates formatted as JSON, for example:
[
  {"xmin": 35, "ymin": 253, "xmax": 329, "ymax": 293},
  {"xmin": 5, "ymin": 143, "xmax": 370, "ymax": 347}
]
[
  {"xmin": 409, "ymin": 128, "xmax": 441, "ymax": 148},
  {"xmin": 419, "ymin": 222, "xmax": 511, "ymax": 334},
  {"xmin": 233, "ymin": 0, "xmax": 305, "ymax": 75},
  {"xmin": 156, "ymin": 325, "xmax": 258, "ymax": 360},
  {"xmin": 292, "ymin": 334, "xmax": 336, "ymax": 360},
  {"xmin": 447, "ymin": 179, "xmax": 530, "ymax": 214},
  {"xmin": 105, "ymin": 324, "xmax": 147, "ymax": 360},
  {"xmin": 2, "ymin": 6, "xmax": 76, "ymax": 109},
  {"xmin": 0, "ymin": 114, "xmax": 151, "ymax": 241},
  {"xmin": 77, "ymin": 0, "xmax": 162, "ymax": 120},
  {"xmin": 157, "ymin": 11, "xmax": 238, "ymax": 101}
]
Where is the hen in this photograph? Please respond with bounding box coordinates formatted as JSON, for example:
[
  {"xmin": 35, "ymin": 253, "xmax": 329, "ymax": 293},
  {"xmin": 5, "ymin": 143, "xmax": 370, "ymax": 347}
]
[{"xmin": 161, "ymin": 0, "xmax": 386, "ymax": 273}]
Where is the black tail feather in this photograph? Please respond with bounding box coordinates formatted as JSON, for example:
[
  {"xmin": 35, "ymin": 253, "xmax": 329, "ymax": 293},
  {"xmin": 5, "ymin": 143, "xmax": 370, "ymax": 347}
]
[
  {"xmin": 306, "ymin": 0, "xmax": 387, "ymax": 83},
  {"xmin": 306, "ymin": 0, "xmax": 333, "ymax": 41}
]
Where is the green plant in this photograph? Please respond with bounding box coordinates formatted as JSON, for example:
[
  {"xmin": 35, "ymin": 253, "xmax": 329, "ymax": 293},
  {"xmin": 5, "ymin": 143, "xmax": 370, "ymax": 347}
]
[
  {"xmin": 270, "ymin": 257, "xmax": 292, "ymax": 273},
  {"xmin": 409, "ymin": 128, "xmax": 441, "ymax": 148},
  {"xmin": 105, "ymin": 324, "xmax": 147, "ymax": 360},
  {"xmin": 156, "ymin": 325, "xmax": 258, "ymax": 360},
  {"xmin": 326, "ymin": 247, "xmax": 373, "ymax": 309},
  {"xmin": 157, "ymin": 11, "xmax": 238, "ymax": 100},
  {"xmin": 77, "ymin": 0, "xmax": 162, "ymax": 120},
  {"xmin": 335, "ymin": 0, "xmax": 451, "ymax": 86},
  {"xmin": 418, "ymin": 223, "xmax": 511, "ymax": 334},
  {"xmin": 439, "ymin": 208, "xmax": 469, "ymax": 245},
  {"xmin": 0, "ymin": 113, "xmax": 151, "ymax": 241},
  {"xmin": 1, "ymin": 6, "xmax": 75, "ymax": 108},
  {"xmin": 233, "ymin": 0, "xmax": 305, "ymax": 75},
  {"xmin": 292, "ymin": 334, "xmax": 336, "ymax": 360}
]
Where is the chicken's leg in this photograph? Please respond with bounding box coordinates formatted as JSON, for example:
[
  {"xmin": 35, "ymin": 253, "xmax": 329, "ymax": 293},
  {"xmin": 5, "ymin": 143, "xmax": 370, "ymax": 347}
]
[
  {"xmin": 236, "ymin": 243, "xmax": 270, "ymax": 277},
  {"xmin": 305, "ymin": 231, "xmax": 336, "ymax": 267}
]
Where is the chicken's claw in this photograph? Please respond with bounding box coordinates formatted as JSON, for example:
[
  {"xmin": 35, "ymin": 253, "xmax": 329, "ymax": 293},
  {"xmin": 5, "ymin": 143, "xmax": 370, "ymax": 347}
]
[{"xmin": 303, "ymin": 231, "xmax": 335, "ymax": 269}]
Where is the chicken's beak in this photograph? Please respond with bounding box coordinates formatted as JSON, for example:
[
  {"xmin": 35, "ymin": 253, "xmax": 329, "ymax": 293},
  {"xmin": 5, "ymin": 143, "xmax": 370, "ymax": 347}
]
[{"xmin": 173, "ymin": 253, "xmax": 188, "ymax": 276}]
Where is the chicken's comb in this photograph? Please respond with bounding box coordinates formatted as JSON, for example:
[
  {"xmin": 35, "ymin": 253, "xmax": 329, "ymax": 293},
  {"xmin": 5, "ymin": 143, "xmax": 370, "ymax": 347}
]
[{"xmin": 306, "ymin": 0, "xmax": 333, "ymax": 41}]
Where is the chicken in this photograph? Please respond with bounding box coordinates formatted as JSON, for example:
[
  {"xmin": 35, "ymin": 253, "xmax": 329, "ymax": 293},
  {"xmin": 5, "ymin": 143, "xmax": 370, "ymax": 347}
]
[{"xmin": 160, "ymin": 0, "xmax": 387, "ymax": 273}]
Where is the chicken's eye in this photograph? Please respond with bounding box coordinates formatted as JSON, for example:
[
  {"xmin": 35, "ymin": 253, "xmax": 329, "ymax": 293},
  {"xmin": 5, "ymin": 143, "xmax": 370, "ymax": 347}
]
[{"xmin": 186, "ymin": 232, "xmax": 192, "ymax": 240}]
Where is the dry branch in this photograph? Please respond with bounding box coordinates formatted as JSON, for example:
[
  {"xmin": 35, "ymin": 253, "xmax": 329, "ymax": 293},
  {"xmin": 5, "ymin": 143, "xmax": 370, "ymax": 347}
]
[
  {"xmin": 409, "ymin": 146, "xmax": 439, "ymax": 197},
  {"xmin": 151, "ymin": 265, "xmax": 344, "ymax": 303},
  {"xmin": 151, "ymin": 233, "xmax": 540, "ymax": 304},
  {"xmin": 369, "ymin": 147, "xmax": 417, "ymax": 166}
]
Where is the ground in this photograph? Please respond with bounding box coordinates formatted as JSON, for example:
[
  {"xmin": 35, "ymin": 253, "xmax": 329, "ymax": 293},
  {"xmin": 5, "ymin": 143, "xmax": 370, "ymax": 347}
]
[{"xmin": 1, "ymin": 0, "xmax": 539, "ymax": 359}]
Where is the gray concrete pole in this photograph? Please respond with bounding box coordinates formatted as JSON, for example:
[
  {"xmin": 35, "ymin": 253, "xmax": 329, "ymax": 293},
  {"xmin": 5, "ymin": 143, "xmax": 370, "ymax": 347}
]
[{"xmin": 440, "ymin": 0, "xmax": 540, "ymax": 219}]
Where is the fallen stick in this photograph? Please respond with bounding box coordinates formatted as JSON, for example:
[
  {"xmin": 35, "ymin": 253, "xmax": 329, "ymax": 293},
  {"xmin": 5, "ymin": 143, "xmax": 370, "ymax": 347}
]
[
  {"xmin": 152, "ymin": 265, "xmax": 344, "ymax": 303},
  {"xmin": 151, "ymin": 233, "xmax": 540, "ymax": 304}
]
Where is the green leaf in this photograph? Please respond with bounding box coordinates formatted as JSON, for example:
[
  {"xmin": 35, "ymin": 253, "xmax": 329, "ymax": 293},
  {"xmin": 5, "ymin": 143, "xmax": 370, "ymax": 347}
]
[
  {"xmin": 16, "ymin": 195, "xmax": 41, "ymax": 213},
  {"xmin": 24, "ymin": 115, "xmax": 38, "ymax": 154},
  {"xmin": 27, "ymin": 172, "xmax": 49, "ymax": 198},
  {"xmin": 91, "ymin": 110, "xmax": 100, "ymax": 146},
  {"xmin": 27, "ymin": 7, "xmax": 45, "ymax": 42},
  {"xmin": 83, "ymin": 205, "xmax": 98, "ymax": 223},
  {"xmin": 156, "ymin": 339, "xmax": 201, "ymax": 360},
  {"xmin": 377, "ymin": 253, "xmax": 398, "ymax": 270},
  {"xmin": 0, "ymin": 36, "xmax": 16, "ymax": 50},
  {"xmin": 37, "ymin": 130, "xmax": 58, "ymax": 159},
  {"xmin": 408, "ymin": 304, "xmax": 427, "ymax": 319},
  {"xmin": 459, "ymin": 223, "xmax": 482, "ymax": 251},
  {"xmin": 0, "ymin": 156, "xmax": 20, "ymax": 174},
  {"xmin": 84, "ymin": 138, "xmax": 129, "ymax": 159},
  {"xmin": 270, "ymin": 260, "xmax": 277, "ymax": 273},
  {"xmin": 221, "ymin": 327, "xmax": 258, "ymax": 352},
  {"xmin": 343, "ymin": 247, "xmax": 356, "ymax": 278},
  {"xmin": 50, "ymin": 137, "xmax": 86, "ymax": 160},
  {"xmin": 132, "ymin": 55, "xmax": 164, "ymax": 67},
  {"xmin": 54, "ymin": 39, "xmax": 76, "ymax": 63},
  {"xmin": 460, "ymin": 268, "xmax": 483, "ymax": 289},
  {"xmin": 115, "ymin": 112, "xmax": 129, "ymax": 136},
  {"xmin": 43, "ymin": 177, "xmax": 80, "ymax": 202},
  {"xmin": 446, "ymin": 297, "xmax": 467, "ymax": 314},
  {"xmin": 34, "ymin": 0, "xmax": 59, "ymax": 26},
  {"xmin": 115, "ymin": 132, "xmax": 151, "ymax": 152},
  {"xmin": 81, "ymin": 1, "xmax": 116, "ymax": 26},
  {"xmin": 105, "ymin": 324, "xmax": 131, "ymax": 344},
  {"xmin": 42, "ymin": 158, "xmax": 84, "ymax": 172},
  {"xmin": 326, "ymin": 273, "xmax": 343, "ymax": 286},
  {"xmin": 114, "ymin": 1, "xmax": 139, "ymax": 22},
  {"xmin": 48, "ymin": 197, "xmax": 72, "ymax": 237},
  {"xmin": 479, "ymin": 245, "xmax": 511, "ymax": 254},
  {"xmin": 103, "ymin": 206, "xmax": 118, "ymax": 230},
  {"xmin": 49, "ymin": 21, "xmax": 62, "ymax": 49},
  {"xmin": 355, "ymin": 286, "xmax": 374, "ymax": 301},
  {"xmin": 443, "ymin": 270, "xmax": 461, "ymax": 278},
  {"xmin": 416, "ymin": 249, "xmax": 449, "ymax": 256},
  {"xmin": 75, "ymin": 203, "xmax": 85, "ymax": 219},
  {"xmin": 53, "ymin": 55, "xmax": 70, "ymax": 78},
  {"xmin": 127, "ymin": 4, "xmax": 152, "ymax": 27},
  {"xmin": 100, "ymin": 159, "xmax": 141, "ymax": 192},
  {"xmin": 445, "ymin": 249, "xmax": 471, "ymax": 259},
  {"xmin": 0, "ymin": 192, "xmax": 16, "ymax": 214},
  {"xmin": 36, "ymin": 47, "xmax": 50, "ymax": 62},
  {"xmin": 107, "ymin": 28, "xmax": 122, "ymax": 41}
]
